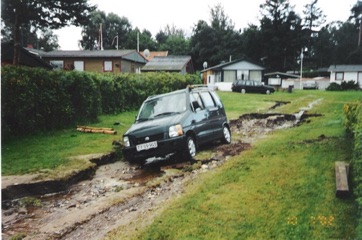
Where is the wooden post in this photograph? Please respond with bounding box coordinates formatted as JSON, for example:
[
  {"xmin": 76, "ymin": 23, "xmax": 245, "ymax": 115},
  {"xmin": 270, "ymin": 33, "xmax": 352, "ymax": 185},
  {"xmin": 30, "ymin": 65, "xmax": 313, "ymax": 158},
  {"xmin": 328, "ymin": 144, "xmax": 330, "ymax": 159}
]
[{"xmin": 335, "ymin": 161, "xmax": 350, "ymax": 198}]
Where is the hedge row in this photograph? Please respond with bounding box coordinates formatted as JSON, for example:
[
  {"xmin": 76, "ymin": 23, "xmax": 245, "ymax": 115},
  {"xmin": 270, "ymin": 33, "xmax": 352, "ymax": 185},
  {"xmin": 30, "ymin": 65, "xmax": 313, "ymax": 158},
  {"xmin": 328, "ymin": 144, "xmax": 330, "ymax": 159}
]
[
  {"xmin": 1, "ymin": 66, "xmax": 201, "ymax": 140},
  {"xmin": 326, "ymin": 81, "xmax": 361, "ymax": 91},
  {"xmin": 343, "ymin": 99, "xmax": 362, "ymax": 237}
]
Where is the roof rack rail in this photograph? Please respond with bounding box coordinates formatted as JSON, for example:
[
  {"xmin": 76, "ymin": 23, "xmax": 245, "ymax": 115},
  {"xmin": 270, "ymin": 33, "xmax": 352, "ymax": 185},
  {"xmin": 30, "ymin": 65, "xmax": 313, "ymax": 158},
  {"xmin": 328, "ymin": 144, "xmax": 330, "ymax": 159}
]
[{"xmin": 186, "ymin": 84, "xmax": 209, "ymax": 90}]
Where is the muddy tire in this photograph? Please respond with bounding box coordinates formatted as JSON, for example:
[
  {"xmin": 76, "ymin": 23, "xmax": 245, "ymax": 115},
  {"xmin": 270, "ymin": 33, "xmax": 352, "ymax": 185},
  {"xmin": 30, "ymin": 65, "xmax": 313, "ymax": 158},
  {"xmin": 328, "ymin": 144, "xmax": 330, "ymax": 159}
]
[
  {"xmin": 183, "ymin": 136, "xmax": 196, "ymax": 160},
  {"xmin": 241, "ymin": 89, "xmax": 246, "ymax": 94},
  {"xmin": 221, "ymin": 125, "xmax": 231, "ymax": 144}
]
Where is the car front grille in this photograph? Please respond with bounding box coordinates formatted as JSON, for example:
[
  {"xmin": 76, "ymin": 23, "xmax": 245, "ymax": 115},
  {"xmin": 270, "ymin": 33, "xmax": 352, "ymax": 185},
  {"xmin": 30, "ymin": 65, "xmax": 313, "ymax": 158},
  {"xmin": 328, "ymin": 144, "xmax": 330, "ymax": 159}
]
[{"xmin": 131, "ymin": 133, "xmax": 165, "ymax": 145}]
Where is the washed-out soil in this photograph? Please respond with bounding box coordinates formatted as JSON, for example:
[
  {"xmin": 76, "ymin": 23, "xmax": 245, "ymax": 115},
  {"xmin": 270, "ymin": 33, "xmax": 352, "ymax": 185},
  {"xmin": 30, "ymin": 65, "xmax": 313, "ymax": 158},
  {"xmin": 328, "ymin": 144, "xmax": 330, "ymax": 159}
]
[{"xmin": 1, "ymin": 105, "xmax": 321, "ymax": 240}]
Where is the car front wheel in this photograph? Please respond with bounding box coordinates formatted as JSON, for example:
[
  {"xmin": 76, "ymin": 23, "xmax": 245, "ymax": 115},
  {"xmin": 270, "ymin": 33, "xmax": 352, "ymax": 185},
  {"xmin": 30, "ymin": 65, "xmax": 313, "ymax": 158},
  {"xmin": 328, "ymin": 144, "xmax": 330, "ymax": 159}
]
[
  {"xmin": 241, "ymin": 89, "xmax": 246, "ymax": 94},
  {"xmin": 183, "ymin": 136, "xmax": 196, "ymax": 160},
  {"xmin": 221, "ymin": 126, "xmax": 231, "ymax": 144},
  {"xmin": 266, "ymin": 89, "xmax": 271, "ymax": 94}
]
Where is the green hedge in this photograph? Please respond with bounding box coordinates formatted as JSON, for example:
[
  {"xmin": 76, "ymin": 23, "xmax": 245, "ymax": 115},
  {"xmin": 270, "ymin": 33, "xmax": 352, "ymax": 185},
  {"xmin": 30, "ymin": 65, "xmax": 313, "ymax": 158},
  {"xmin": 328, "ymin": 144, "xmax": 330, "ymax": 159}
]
[
  {"xmin": 327, "ymin": 81, "xmax": 361, "ymax": 91},
  {"xmin": 343, "ymin": 99, "xmax": 362, "ymax": 237},
  {"xmin": 1, "ymin": 66, "xmax": 201, "ymax": 140}
]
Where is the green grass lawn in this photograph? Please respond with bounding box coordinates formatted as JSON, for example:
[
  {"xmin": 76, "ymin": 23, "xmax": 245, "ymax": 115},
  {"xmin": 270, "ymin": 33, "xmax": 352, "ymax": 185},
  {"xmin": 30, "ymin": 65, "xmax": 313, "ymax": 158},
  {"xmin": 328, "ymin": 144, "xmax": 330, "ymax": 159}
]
[
  {"xmin": 2, "ymin": 90, "xmax": 361, "ymax": 238},
  {"xmin": 1, "ymin": 111, "xmax": 137, "ymax": 175},
  {"xmin": 110, "ymin": 90, "xmax": 360, "ymax": 239}
]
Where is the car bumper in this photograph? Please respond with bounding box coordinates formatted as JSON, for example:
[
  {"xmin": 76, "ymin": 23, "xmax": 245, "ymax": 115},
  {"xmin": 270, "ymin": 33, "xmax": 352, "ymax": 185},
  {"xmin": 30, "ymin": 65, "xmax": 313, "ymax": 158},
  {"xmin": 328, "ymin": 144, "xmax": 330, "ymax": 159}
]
[{"xmin": 122, "ymin": 136, "xmax": 186, "ymax": 161}]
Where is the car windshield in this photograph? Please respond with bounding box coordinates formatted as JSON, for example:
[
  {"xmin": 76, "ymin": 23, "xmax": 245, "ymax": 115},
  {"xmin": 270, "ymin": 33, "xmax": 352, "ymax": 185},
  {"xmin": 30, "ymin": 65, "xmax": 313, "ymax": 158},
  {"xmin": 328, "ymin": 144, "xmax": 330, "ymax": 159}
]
[{"xmin": 137, "ymin": 92, "xmax": 186, "ymax": 121}]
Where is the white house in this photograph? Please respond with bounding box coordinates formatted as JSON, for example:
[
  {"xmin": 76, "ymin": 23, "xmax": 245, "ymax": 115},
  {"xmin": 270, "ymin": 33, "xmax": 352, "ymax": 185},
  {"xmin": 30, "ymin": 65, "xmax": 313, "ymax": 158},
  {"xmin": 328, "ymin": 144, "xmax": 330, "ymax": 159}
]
[
  {"xmin": 201, "ymin": 59, "xmax": 264, "ymax": 91},
  {"xmin": 328, "ymin": 65, "xmax": 362, "ymax": 88}
]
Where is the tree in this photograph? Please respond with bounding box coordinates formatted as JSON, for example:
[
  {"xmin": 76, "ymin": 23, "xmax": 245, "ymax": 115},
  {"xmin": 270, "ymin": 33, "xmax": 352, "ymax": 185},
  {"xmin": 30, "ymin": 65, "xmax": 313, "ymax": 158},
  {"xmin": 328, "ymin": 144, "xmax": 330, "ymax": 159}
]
[
  {"xmin": 190, "ymin": 4, "xmax": 242, "ymax": 69},
  {"xmin": 240, "ymin": 24, "xmax": 263, "ymax": 63},
  {"xmin": 124, "ymin": 28, "xmax": 158, "ymax": 51},
  {"xmin": 1, "ymin": 0, "xmax": 95, "ymax": 64},
  {"xmin": 302, "ymin": 0, "xmax": 326, "ymax": 67},
  {"xmin": 1, "ymin": 21, "xmax": 59, "ymax": 51},
  {"xmin": 156, "ymin": 24, "xmax": 190, "ymax": 55},
  {"xmin": 80, "ymin": 11, "xmax": 132, "ymax": 50},
  {"xmin": 350, "ymin": 0, "xmax": 362, "ymax": 47},
  {"xmin": 80, "ymin": 10, "xmax": 106, "ymax": 50},
  {"xmin": 258, "ymin": 0, "xmax": 304, "ymax": 71}
]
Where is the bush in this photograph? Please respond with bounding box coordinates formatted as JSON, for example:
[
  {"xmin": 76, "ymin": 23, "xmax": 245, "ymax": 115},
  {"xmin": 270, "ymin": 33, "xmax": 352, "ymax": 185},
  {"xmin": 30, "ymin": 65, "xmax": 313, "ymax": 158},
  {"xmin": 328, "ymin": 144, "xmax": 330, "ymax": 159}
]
[
  {"xmin": 327, "ymin": 81, "xmax": 360, "ymax": 91},
  {"xmin": 1, "ymin": 66, "xmax": 201, "ymax": 140},
  {"xmin": 344, "ymin": 99, "xmax": 362, "ymax": 237}
]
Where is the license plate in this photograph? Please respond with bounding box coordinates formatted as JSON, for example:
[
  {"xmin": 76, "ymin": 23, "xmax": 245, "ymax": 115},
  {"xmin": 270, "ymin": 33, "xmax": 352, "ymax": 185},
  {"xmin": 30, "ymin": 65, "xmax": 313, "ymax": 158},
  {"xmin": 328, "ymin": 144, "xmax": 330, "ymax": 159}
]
[{"xmin": 136, "ymin": 141, "xmax": 157, "ymax": 151}]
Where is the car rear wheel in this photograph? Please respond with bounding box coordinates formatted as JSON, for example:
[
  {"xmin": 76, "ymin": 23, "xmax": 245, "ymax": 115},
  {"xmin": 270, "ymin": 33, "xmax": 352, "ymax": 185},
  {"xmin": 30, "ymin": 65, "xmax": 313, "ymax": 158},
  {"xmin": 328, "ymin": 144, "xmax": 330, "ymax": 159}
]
[
  {"xmin": 241, "ymin": 89, "xmax": 246, "ymax": 94},
  {"xmin": 221, "ymin": 126, "xmax": 231, "ymax": 144},
  {"xmin": 183, "ymin": 136, "xmax": 196, "ymax": 160}
]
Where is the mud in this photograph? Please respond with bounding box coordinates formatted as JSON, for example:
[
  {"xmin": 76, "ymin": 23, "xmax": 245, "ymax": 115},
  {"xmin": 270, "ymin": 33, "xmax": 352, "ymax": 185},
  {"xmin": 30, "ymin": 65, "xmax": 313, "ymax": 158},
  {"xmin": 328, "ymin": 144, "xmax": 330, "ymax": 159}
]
[{"xmin": 1, "ymin": 101, "xmax": 322, "ymax": 240}]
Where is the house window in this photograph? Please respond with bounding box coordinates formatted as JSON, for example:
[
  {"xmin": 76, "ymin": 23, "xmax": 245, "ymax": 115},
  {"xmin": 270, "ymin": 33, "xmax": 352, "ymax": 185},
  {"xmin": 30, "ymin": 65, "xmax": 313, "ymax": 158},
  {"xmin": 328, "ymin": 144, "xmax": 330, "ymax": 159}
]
[
  {"xmin": 223, "ymin": 70, "xmax": 237, "ymax": 82},
  {"xmin": 104, "ymin": 61, "xmax": 113, "ymax": 72},
  {"xmin": 74, "ymin": 61, "xmax": 84, "ymax": 71},
  {"xmin": 131, "ymin": 63, "xmax": 135, "ymax": 73},
  {"xmin": 250, "ymin": 70, "xmax": 262, "ymax": 81},
  {"xmin": 335, "ymin": 72, "xmax": 344, "ymax": 80},
  {"xmin": 50, "ymin": 60, "xmax": 64, "ymax": 70}
]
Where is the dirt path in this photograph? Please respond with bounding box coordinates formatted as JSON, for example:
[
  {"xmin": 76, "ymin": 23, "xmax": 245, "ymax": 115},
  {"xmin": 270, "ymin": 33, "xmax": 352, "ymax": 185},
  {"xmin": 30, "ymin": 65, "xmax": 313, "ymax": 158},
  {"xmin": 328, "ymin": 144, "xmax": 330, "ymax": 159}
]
[{"xmin": 1, "ymin": 105, "xmax": 322, "ymax": 240}]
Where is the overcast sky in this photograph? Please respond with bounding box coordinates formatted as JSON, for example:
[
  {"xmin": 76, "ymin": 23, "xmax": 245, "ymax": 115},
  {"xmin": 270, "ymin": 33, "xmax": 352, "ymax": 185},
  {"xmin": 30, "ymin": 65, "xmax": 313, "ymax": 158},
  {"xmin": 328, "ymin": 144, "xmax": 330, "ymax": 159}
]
[{"xmin": 54, "ymin": 0, "xmax": 357, "ymax": 50}]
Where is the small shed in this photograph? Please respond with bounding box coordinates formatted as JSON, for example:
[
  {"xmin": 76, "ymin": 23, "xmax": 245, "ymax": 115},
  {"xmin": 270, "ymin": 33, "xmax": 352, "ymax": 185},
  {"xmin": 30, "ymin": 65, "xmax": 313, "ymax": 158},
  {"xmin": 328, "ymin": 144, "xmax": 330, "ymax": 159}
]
[
  {"xmin": 141, "ymin": 56, "xmax": 194, "ymax": 74},
  {"xmin": 328, "ymin": 65, "xmax": 362, "ymax": 88},
  {"xmin": 264, "ymin": 72, "xmax": 299, "ymax": 87}
]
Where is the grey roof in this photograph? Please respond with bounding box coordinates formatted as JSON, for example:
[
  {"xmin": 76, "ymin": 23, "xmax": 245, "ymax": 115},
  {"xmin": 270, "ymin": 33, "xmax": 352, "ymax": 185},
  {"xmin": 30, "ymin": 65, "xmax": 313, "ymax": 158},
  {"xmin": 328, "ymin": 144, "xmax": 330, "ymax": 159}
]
[
  {"xmin": 39, "ymin": 50, "xmax": 147, "ymax": 64},
  {"xmin": 41, "ymin": 49, "xmax": 134, "ymax": 57},
  {"xmin": 328, "ymin": 65, "xmax": 362, "ymax": 72},
  {"xmin": 201, "ymin": 58, "xmax": 264, "ymax": 72},
  {"xmin": 142, "ymin": 56, "xmax": 192, "ymax": 71},
  {"xmin": 264, "ymin": 72, "xmax": 299, "ymax": 78}
]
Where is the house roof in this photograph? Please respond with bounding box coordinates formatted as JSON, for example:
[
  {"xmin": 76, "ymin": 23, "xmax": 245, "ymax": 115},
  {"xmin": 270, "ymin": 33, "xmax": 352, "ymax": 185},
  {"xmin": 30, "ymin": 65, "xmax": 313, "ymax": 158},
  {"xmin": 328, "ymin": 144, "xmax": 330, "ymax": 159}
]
[
  {"xmin": 142, "ymin": 56, "xmax": 192, "ymax": 71},
  {"xmin": 1, "ymin": 42, "xmax": 53, "ymax": 69},
  {"xmin": 201, "ymin": 58, "xmax": 264, "ymax": 72},
  {"xmin": 328, "ymin": 65, "xmax": 362, "ymax": 72},
  {"xmin": 39, "ymin": 50, "xmax": 147, "ymax": 63},
  {"xmin": 264, "ymin": 72, "xmax": 299, "ymax": 78},
  {"xmin": 139, "ymin": 51, "xmax": 168, "ymax": 61}
]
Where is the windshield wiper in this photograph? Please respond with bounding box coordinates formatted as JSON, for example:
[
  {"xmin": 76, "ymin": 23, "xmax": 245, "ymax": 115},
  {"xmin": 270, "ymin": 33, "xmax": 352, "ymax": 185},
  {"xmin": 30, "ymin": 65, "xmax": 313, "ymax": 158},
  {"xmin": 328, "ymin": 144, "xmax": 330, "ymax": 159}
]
[
  {"xmin": 136, "ymin": 117, "xmax": 151, "ymax": 122},
  {"xmin": 153, "ymin": 112, "xmax": 179, "ymax": 118}
]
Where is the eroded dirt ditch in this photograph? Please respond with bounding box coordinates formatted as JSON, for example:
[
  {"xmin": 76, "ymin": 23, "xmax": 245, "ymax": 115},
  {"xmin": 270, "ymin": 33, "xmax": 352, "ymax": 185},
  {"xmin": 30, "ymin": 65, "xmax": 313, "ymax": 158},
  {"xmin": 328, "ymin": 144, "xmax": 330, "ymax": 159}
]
[{"xmin": 1, "ymin": 101, "xmax": 322, "ymax": 240}]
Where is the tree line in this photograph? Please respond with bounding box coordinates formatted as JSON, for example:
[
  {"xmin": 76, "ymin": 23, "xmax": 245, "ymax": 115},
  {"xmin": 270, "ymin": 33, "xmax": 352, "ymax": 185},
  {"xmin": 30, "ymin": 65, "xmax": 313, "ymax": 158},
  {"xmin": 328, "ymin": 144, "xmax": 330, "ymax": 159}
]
[{"xmin": 2, "ymin": 0, "xmax": 362, "ymax": 72}]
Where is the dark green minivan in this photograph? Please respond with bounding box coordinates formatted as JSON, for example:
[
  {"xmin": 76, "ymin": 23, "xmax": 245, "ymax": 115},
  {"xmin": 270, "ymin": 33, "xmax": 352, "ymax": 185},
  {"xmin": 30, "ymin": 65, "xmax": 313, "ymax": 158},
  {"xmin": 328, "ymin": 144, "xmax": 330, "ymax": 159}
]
[{"xmin": 122, "ymin": 85, "xmax": 231, "ymax": 164}]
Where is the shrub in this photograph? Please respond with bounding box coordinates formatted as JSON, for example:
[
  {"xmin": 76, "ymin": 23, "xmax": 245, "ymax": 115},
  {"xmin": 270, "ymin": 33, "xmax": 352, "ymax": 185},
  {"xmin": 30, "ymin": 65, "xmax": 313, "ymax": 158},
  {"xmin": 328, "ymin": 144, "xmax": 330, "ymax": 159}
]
[
  {"xmin": 1, "ymin": 66, "xmax": 201, "ymax": 140},
  {"xmin": 326, "ymin": 82, "xmax": 342, "ymax": 91},
  {"xmin": 327, "ymin": 81, "xmax": 360, "ymax": 91},
  {"xmin": 344, "ymin": 99, "xmax": 362, "ymax": 237}
]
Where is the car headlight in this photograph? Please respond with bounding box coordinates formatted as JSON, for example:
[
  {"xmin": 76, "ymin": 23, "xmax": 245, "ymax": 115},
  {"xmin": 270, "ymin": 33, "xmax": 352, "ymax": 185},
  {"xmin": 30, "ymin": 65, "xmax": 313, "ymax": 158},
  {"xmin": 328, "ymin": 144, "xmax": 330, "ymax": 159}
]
[
  {"xmin": 169, "ymin": 124, "xmax": 183, "ymax": 138},
  {"xmin": 123, "ymin": 136, "xmax": 130, "ymax": 147}
]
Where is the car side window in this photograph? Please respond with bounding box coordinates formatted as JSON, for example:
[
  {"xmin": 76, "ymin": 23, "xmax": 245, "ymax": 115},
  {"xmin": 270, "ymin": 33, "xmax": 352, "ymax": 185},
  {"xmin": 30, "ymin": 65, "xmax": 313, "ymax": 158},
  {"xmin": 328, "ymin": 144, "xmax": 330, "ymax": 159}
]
[
  {"xmin": 210, "ymin": 91, "xmax": 223, "ymax": 108},
  {"xmin": 239, "ymin": 80, "xmax": 245, "ymax": 86},
  {"xmin": 200, "ymin": 91, "xmax": 216, "ymax": 108},
  {"xmin": 190, "ymin": 92, "xmax": 204, "ymax": 111},
  {"xmin": 246, "ymin": 81, "xmax": 252, "ymax": 86}
]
